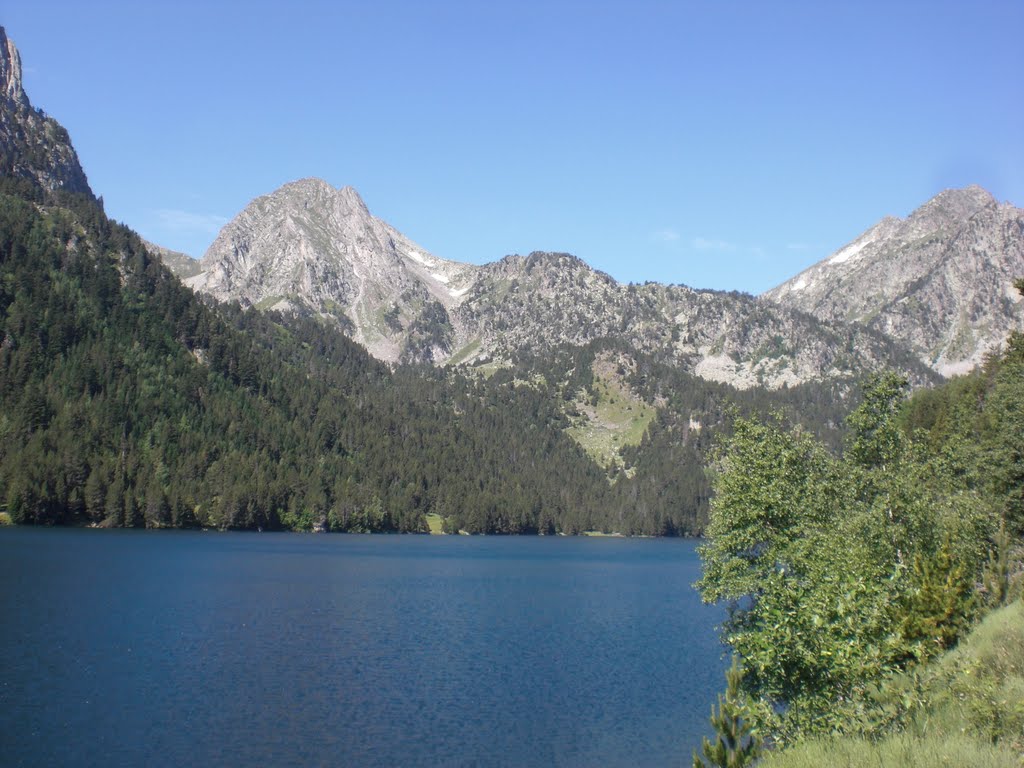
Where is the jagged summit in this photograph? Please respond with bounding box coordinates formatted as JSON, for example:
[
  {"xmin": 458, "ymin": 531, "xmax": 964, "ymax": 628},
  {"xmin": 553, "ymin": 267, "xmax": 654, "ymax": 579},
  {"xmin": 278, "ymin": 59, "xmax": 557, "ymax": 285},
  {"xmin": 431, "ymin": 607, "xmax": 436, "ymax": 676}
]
[
  {"xmin": 0, "ymin": 26, "xmax": 91, "ymax": 197},
  {"xmin": 1, "ymin": 27, "xmax": 29, "ymax": 109},
  {"xmin": 188, "ymin": 178, "xmax": 480, "ymax": 362},
  {"xmin": 921, "ymin": 184, "xmax": 994, "ymax": 217},
  {"xmin": 0, "ymin": 21, "xmax": 988, "ymax": 388},
  {"xmin": 177, "ymin": 177, "xmax": 939, "ymax": 388},
  {"xmin": 274, "ymin": 177, "xmax": 368, "ymax": 211},
  {"xmin": 765, "ymin": 186, "xmax": 1024, "ymax": 376}
]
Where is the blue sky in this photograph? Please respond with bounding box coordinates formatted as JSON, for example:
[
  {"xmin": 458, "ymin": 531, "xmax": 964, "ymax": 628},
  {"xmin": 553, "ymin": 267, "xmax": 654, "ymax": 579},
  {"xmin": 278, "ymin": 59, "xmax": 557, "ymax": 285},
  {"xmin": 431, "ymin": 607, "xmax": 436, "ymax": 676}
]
[{"xmin": 5, "ymin": 1, "xmax": 1022, "ymax": 293}]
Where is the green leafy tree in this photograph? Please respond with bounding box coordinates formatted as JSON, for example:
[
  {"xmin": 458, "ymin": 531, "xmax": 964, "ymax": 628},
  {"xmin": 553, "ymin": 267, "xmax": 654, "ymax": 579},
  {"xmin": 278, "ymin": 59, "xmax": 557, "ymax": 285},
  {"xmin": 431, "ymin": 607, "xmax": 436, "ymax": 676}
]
[
  {"xmin": 695, "ymin": 414, "xmax": 839, "ymax": 605},
  {"xmin": 982, "ymin": 518, "xmax": 1013, "ymax": 607},
  {"xmin": 697, "ymin": 374, "xmax": 996, "ymax": 743},
  {"xmin": 847, "ymin": 372, "xmax": 908, "ymax": 471}
]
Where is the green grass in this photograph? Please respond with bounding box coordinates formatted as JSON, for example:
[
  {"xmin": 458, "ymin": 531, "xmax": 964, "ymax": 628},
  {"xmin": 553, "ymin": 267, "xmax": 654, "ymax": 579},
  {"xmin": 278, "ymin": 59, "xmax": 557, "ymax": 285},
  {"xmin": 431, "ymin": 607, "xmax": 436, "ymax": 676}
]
[
  {"xmin": 759, "ymin": 732, "xmax": 1020, "ymax": 768},
  {"xmin": 0, "ymin": 511, "xmax": 11, "ymax": 525},
  {"xmin": 447, "ymin": 338, "xmax": 482, "ymax": 367},
  {"xmin": 472, "ymin": 360, "xmax": 509, "ymax": 379},
  {"xmin": 565, "ymin": 373, "xmax": 655, "ymax": 469},
  {"xmin": 424, "ymin": 513, "xmax": 445, "ymax": 534},
  {"xmin": 760, "ymin": 599, "xmax": 1024, "ymax": 768},
  {"xmin": 253, "ymin": 295, "xmax": 286, "ymax": 310}
]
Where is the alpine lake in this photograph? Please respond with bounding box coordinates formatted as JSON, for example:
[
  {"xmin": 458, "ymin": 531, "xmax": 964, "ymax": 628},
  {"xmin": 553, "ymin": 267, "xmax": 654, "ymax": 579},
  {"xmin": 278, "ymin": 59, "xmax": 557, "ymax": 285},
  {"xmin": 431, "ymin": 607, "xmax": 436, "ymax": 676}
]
[{"xmin": 0, "ymin": 528, "xmax": 726, "ymax": 767}]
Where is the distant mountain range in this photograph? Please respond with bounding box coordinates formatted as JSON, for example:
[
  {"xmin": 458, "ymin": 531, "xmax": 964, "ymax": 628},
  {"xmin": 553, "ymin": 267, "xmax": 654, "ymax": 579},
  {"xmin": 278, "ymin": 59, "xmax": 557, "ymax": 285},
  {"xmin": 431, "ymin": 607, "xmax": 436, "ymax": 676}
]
[
  {"xmin": 178, "ymin": 177, "xmax": 982, "ymax": 389},
  {"xmin": 4, "ymin": 18, "xmax": 1020, "ymax": 392},
  {"xmin": 2, "ymin": 21, "xmax": 1020, "ymax": 536}
]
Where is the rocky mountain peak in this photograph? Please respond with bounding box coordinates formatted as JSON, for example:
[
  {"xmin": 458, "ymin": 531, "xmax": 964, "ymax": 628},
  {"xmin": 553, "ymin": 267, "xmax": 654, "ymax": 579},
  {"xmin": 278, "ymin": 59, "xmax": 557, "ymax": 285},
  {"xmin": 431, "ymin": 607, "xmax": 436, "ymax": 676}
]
[
  {"xmin": 257, "ymin": 178, "xmax": 371, "ymax": 220},
  {"xmin": 0, "ymin": 26, "xmax": 92, "ymax": 197},
  {"xmin": 0, "ymin": 27, "xmax": 29, "ymax": 110},
  {"xmin": 278, "ymin": 176, "xmax": 334, "ymax": 196},
  {"xmin": 765, "ymin": 185, "xmax": 1024, "ymax": 376},
  {"xmin": 186, "ymin": 179, "xmax": 480, "ymax": 362},
  {"xmin": 175, "ymin": 176, "xmax": 944, "ymax": 387},
  {"xmin": 910, "ymin": 184, "xmax": 995, "ymax": 227}
]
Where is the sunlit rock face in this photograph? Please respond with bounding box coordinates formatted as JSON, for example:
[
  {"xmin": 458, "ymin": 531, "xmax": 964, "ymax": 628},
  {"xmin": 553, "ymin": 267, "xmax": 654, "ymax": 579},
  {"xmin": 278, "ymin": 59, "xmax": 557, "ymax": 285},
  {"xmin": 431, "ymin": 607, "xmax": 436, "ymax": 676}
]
[
  {"xmin": 765, "ymin": 186, "xmax": 1024, "ymax": 376},
  {"xmin": 183, "ymin": 177, "xmax": 939, "ymax": 388},
  {"xmin": 189, "ymin": 178, "xmax": 479, "ymax": 363},
  {"xmin": 0, "ymin": 27, "xmax": 92, "ymax": 197}
]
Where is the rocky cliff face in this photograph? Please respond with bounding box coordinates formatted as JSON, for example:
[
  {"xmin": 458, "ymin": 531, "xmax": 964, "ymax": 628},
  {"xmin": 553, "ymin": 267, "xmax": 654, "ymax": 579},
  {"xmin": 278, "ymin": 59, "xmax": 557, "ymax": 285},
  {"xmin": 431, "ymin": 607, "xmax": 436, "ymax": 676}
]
[
  {"xmin": 764, "ymin": 187, "xmax": 1024, "ymax": 376},
  {"xmin": 0, "ymin": 27, "xmax": 91, "ymax": 197},
  {"xmin": 183, "ymin": 178, "xmax": 937, "ymax": 388},
  {"xmin": 187, "ymin": 179, "xmax": 479, "ymax": 362},
  {"xmin": 142, "ymin": 238, "xmax": 202, "ymax": 279},
  {"xmin": 452, "ymin": 251, "xmax": 931, "ymax": 387}
]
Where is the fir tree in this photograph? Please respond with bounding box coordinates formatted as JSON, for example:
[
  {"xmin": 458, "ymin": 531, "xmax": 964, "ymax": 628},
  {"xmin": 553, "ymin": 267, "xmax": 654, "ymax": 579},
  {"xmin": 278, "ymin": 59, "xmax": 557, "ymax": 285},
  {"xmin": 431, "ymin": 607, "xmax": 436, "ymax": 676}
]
[
  {"xmin": 693, "ymin": 656, "xmax": 762, "ymax": 768},
  {"xmin": 982, "ymin": 518, "xmax": 1013, "ymax": 608}
]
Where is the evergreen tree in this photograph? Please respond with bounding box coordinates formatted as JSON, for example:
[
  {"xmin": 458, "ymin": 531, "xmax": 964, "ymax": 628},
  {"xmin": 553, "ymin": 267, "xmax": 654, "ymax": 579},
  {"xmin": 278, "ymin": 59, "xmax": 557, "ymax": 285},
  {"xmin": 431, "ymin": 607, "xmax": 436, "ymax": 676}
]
[
  {"xmin": 982, "ymin": 518, "xmax": 1013, "ymax": 607},
  {"xmin": 693, "ymin": 656, "xmax": 762, "ymax": 768},
  {"xmin": 899, "ymin": 535, "xmax": 976, "ymax": 663}
]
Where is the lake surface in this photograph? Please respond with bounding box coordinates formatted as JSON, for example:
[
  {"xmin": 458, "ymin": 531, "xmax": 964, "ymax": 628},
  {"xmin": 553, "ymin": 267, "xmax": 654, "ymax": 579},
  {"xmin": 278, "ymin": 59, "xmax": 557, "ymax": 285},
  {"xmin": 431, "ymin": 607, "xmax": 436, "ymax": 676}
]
[{"xmin": 0, "ymin": 528, "xmax": 726, "ymax": 767}]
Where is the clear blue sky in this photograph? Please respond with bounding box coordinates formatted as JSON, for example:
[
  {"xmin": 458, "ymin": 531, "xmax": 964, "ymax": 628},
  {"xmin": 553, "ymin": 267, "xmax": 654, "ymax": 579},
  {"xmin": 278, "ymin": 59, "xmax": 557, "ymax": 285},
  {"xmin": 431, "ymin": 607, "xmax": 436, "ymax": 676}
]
[{"xmin": 5, "ymin": 1, "xmax": 1022, "ymax": 293}]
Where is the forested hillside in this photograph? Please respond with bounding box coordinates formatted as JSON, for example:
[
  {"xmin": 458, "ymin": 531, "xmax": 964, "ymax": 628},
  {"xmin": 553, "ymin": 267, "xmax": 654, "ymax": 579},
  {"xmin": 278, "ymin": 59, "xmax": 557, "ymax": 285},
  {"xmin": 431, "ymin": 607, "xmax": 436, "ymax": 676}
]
[
  {"xmin": 0, "ymin": 21, "xmax": 965, "ymax": 540},
  {"xmin": 0, "ymin": 177, "xmax": 623, "ymax": 533},
  {"xmin": 499, "ymin": 340, "xmax": 860, "ymax": 535},
  {"xmin": 0, "ymin": 22, "xmax": 938, "ymax": 538},
  {"xmin": 0, "ymin": 162, "xmax": 873, "ymax": 537}
]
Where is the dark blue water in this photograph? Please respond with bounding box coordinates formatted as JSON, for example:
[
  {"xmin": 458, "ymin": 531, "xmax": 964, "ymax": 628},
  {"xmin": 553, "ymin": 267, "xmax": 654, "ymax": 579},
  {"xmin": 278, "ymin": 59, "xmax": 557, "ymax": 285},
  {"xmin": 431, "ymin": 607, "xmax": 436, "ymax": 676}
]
[{"xmin": 0, "ymin": 528, "xmax": 725, "ymax": 767}]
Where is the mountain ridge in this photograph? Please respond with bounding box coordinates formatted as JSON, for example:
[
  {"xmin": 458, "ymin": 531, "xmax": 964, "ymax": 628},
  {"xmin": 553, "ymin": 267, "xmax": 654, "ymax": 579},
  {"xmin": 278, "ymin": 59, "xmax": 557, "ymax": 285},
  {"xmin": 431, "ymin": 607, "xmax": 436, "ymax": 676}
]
[
  {"xmin": 0, "ymin": 27, "xmax": 91, "ymax": 197},
  {"xmin": 182, "ymin": 176, "xmax": 940, "ymax": 388},
  {"xmin": 0, "ymin": 23, "xmax": 1002, "ymax": 538},
  {"xmin": 187, "ymin": 177, "xmax": 479, "ymax": 362},
  {"xmin": 764, "ymin": 185, "xmax": 1024, "ymax": 376}
]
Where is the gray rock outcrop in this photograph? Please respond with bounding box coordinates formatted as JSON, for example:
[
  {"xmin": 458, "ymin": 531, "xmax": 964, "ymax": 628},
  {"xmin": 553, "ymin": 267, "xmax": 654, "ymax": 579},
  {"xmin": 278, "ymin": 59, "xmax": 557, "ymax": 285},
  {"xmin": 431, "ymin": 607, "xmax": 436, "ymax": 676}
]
[
  {"xmin": 764, "ymin": 186, "xmax": 1024, "ymax": 376},
  {"xmin": 183, "ymin": 178, "xmax": 938, "ymax": 388},
  {"xmin": 187, "ymin": 178, "xmax": 478, "ymax": 362},
  {"xmin": 0, "ymin": 27, "xmax": 91, "ymax": 197}
]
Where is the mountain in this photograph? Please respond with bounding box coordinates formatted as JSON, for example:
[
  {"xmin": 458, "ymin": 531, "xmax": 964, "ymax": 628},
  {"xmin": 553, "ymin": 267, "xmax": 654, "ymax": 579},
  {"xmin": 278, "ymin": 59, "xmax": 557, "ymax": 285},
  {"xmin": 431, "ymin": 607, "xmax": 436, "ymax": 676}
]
[
  {"xmin": 0, "ymin": 22, "xmax": 850, "ymax": 539},
  {"xmin": 0, "ymin": 24, "xmax": 945, "ymax": 536},
  {"xmin": 0, "ymin": 27, "xmax": 636, "ymax": 536},
  {"xmin": 142, "ymin": 238, "xmax": 202, "ymax": 279},
  {"xmin": 0, "ymin": 27, "xmax": 91, "ymax": 197},
  {"xmin": 764, "ymin": 186, "xmax": 1024, "ymax": 376},
  {"xmin": 183, "ymin": 179, "xmax": 937, "ymax": 389},
  {"xmin": 186, "ymin": 178, "xmax": 478, "ymax": 362}
]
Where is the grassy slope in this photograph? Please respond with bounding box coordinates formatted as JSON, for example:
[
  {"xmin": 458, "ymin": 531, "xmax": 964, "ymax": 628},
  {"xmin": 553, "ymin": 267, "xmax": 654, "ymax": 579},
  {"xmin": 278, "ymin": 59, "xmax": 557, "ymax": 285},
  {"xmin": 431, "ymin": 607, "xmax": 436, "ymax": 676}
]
[
  {"xmin": 565, "ymin": 369, "xmax": 655, "ymax": 470},
  {"xmin": 760, "ymin": 599, "xmax": 1024, "ymax": 768}
]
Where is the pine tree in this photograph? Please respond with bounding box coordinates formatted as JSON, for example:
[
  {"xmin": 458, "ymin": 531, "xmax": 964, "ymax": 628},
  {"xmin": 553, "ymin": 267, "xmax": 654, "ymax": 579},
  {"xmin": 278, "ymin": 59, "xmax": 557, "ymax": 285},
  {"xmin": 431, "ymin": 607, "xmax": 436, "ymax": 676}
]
[
  {"xmin": 982, "ymin": 518, "xmax": 1012, "ymax": 607},
  {"xmin": 899, "ymin": 535, "xmax": 975, "ymax": 662},
  {"xmin": 693, "ymin": 656, "xmax": 762, "ymax": 768}
]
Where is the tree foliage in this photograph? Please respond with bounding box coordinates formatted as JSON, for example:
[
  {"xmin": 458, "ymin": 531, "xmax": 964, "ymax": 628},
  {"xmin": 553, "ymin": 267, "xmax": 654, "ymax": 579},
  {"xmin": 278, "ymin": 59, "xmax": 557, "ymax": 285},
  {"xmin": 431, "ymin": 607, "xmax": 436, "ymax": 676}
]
[{"xmin": 696, "ymin": 372, "xmax": 1003, "ymax": 743}]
